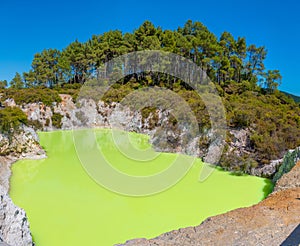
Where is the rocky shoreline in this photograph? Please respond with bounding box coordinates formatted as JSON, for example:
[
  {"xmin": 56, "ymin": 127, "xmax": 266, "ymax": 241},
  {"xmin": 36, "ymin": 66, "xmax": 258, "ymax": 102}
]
[{"xmin": 0, "ymin": 126, "xmax": 46, "ymax": 246}]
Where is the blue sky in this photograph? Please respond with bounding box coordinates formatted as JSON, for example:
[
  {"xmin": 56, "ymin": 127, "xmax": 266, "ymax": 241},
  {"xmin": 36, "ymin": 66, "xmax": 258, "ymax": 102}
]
[{"xmin": 0, "ymin": 0, "xmax": 299, "ymax": 95}]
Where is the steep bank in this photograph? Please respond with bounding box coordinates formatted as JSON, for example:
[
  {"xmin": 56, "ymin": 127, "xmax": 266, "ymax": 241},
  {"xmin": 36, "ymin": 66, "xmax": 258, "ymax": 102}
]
[
  {"xmin": 120, "ymin": 161, "xmax": 300, "ymax": 245},
  {"xmin": 4, "ymin": 94, "xmax": 286, "ymax": 178},
  {"xmin": 0, "ymin": 126, "xmax": 46, "ymax": 245}
]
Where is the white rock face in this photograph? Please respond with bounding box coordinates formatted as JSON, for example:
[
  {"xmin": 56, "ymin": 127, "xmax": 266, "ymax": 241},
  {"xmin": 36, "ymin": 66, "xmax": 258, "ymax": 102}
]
[
  {"xmin": 18, "ymin": 95, "xmax": 204, "ymax": 158},
  {"xmin": 0, "ymin": 186, "xmax": 32, "ymax": 246},
  {"xmin": 0, "ymin": 126, "xmax": 46, "ymax": 160},
  {"xmin": 8, "ymin": 94, "xmax": 288, "ymax": 176}
]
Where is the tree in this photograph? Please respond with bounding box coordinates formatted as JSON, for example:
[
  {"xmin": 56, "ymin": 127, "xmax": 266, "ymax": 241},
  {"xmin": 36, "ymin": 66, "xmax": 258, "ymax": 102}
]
[
  {"xmin": 217, "ymin": 33, "xmax": 246, "ymax": 83},
  {"xmin": 30, "ymin": 49, "xmax": 62, "ymax": 87},
  {"xmin": 245, "ymin": 44, "xmax": 267, "ymax": 84},
  {"xmin": 23, "ymin": 70, "xmax": 36, "ymax": 88},
  {"xmin": 0, "ymin": 80, "xmax": 7, "ymax": 89},
  {"xmin": 263, "ymin": 69, "xmax": 282, "ymax": 93},
  {"xmin": 10, "ymin": 72, "xmax": 24, "ymax": 89},
  {"xmin": 161, "ymin": 30, "xmax": 176, "ymax": 52},
  {"xmin": 134, "ymin": 21, "xmax": 160, "ymax": 50},
  {"xmin": 14, "ymin": 20, "xmax": 277, "ymax": 93},
  {"xmin": 234, "ymin": 37, "xmax": 247, "ymax": 82},
  {"xmin": 61, "ymin": 40, "xmax": 88, "ymax": 84}
]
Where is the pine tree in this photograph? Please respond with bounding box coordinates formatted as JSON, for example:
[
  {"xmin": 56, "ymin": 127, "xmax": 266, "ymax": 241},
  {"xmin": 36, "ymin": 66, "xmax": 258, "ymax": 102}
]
[
  {"xmin": 0, "ymin": 80, "xmax": 7, "ymax": 89},
  {"xmin": 263, "ymin": 70, "xmax": 282, "ymax": 93},
  {"xmin": 10, "ymin": 72, "xmax": 24, "ymax": 89}
]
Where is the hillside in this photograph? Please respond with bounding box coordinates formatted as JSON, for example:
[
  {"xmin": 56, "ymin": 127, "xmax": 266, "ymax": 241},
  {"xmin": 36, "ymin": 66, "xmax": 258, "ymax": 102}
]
[
  {"xmin": 282, "ymin": 91, "xmax": 300, "ymax": 103},
  {"xmin": 0, "ymin": 20, "xmax": 300, "ymax": 177}
]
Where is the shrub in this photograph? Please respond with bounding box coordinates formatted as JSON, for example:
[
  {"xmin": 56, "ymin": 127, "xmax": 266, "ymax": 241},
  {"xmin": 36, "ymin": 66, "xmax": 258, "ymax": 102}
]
[
  {"xmin": 220, "ymin": 152, "xmax": 258, "ymax": 174},
  {"xmin": 0, "ymin": 107, "xmax": 27, "ymax": 133},
  {"xmin": 53, "ymin": 83, "xmax": 81, "ymax": 101},
  {"xmin": 51, "ymin": 112, "xmax": 63, "ymax": 128},
  {"xmin": 231, "ymin": 110, "xmax": 251, "ymax": 127},
  {"xmin": 225, "ymin": 90, "xmax": 300, "ymax": 164},
  {"xmin": 28, "ymin": 119, "xmax": 43, "ymax": 130},
  {"xmin": 45, "ymin": 118, "xmax": 50, "ymax": 127},
  {"xmin": 1, "ymin": 88, "xmax": 61, "ymax": 106}
]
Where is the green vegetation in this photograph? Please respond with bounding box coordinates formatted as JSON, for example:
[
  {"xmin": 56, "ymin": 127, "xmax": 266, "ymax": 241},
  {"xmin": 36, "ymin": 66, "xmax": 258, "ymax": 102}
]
[
  {"xmin": 51, "ymin": 112, "xmax": 63, "ymax": 128},
  {"xmin": 0, "ymin": 88, "xmax": 61, "ymax": 106},
  {"xmin": 28, "ymin": 120, "xmax": 43, "ymax": 130},
  {"xmin": 10, "ymin": 72, "xmax": 24, "ymax": 89},
  {"xmin": 225, "ymin": 89, "xmax": 300, "ymax": 162},
  {"xmin": 282, "ymin": 91, "xmax": 300, "ymax": 103},
  {"xmin": 0, "ymin": 80, "xmax": 8, "ymax": 89},
  {"xmin": 52, "ymin": 83, "xmax": 81, "ymax": 101},
  {"xmin": 273, "ymin": 148, "xmax": 300, "ymax": 183},
  {"xmin": 141, "ymin": 106, "xmax": 159, "ymax": 129},
  {"xmin": 3, "ymin": 20, "xmax": 281, "ymax": 92},
  {"xmin": 0, "ymin": 107, "xmax": 27, "ymax": 134}
]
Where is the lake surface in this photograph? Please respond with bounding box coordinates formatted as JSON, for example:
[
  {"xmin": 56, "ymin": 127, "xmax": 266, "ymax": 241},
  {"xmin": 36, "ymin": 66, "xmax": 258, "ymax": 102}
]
[{"xmin": 9, "ymin": 130, "xmax": 272, "ymax": 245}]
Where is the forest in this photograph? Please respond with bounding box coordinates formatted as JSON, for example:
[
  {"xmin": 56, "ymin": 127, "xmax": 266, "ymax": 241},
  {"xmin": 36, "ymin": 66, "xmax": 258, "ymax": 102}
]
[{"xmin": 0, "ymin": 20, "xmax": 281, "ymax": 92}]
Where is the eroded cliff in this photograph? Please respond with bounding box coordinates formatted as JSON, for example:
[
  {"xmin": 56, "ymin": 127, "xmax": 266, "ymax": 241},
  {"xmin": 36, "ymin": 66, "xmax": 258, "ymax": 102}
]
[{"xmin": 5, "ymin": 94, "xmax": 285, "ymax": 178}]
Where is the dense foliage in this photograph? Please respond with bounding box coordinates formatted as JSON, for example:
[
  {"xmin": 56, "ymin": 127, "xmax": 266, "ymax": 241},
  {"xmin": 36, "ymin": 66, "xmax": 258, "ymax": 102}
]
[
  {"xmin": 5, "ymin": 20, "xmax": 281, "ymax": 93},
  {"xmin": 226, "ymin": 89, "xmax": 300, "ymax": 159},
  {"xmin": 51, "ymin": 112, "xmax": 63, "ymax": 128},
  {"xmin": 0, "ymin": 88, "xmax": 61, "ymax": 106},
  {"xmin": 282, "ymin": 91, "xmax": 300, "ymax": 103},
  {"xmin": 219, "ymin": 86, "xmax": 300, "ymax": 172},
  {"xmin": 0, "ymin": 107, "xmax": 27, "ymax": 133}
]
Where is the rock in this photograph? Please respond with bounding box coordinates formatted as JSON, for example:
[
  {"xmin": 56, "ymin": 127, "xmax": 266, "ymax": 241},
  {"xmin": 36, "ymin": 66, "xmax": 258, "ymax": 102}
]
[
  {"xmin": 20, "ymin": 95, "xmax": 203, "ymax": 159},
  {"xmin": 23, "ymin": 126, "xmax": 39, "ymax": 143},
  {"xmin": 3, "ymin": 99, "xmax": 16, "ymax": 107},
  {"xmin": 0, "ymin": 126, "xmax": 45, "ymax": 245},
  {"xmin": 0, "ymin": 157, "xmax": 14, "ymax": 192},
  {"xmin": 251, "ymin": 159, "xmax": 283, "ymax": 178},
  {"xmin": 274, "ymin": 161, "xmax": 300, "ymax": 192},
  {"xmin": 0, "ymin": 126, "xmax": 45, "ymax": 159},
  {"xmin": 203, "ymin": 136, "xmax": 224, "ymax": 164},
  {"xmin": 0, "ymin": 188, "xmax": 33, "ymax": 246}
]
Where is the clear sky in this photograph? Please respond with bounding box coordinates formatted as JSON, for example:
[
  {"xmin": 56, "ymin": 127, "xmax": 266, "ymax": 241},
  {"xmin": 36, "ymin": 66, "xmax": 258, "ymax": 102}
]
[{"xmin": 0, "ymin": 0, "xmax": 299, "ymax": 95}]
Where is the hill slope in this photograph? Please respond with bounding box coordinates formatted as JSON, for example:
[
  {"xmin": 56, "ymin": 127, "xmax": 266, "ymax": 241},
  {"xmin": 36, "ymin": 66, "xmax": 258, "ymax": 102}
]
[{"xmin": 281, "ymin": 91, "xmax": 300, "ymax": 103}]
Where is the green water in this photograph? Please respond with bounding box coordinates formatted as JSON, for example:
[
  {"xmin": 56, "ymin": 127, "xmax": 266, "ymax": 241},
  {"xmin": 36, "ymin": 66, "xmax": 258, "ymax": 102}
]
[{"xmin": 10, "ymin": 130, "xmax": 272, "ymax": 246}]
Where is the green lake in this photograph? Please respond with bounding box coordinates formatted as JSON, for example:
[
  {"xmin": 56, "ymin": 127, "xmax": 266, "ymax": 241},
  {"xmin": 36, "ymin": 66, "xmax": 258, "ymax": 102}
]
[{"xmin": 9, "ymin": 129, "xmax": 273, "ymax": 245}]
